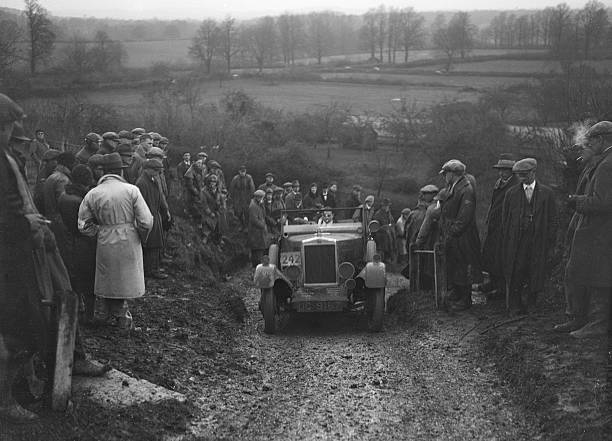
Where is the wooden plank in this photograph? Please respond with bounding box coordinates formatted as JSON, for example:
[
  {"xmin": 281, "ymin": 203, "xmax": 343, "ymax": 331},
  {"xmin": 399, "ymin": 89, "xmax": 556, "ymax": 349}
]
[{"xmin": 51, "ymin": 291, "xmax": 79, "ymax": 411}]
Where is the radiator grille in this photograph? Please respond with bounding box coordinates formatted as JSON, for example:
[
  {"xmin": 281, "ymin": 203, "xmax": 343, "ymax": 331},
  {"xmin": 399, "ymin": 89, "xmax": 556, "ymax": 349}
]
[{"xmin": 304, "ymin": 244, "xmax": 337, "ymax": 284}]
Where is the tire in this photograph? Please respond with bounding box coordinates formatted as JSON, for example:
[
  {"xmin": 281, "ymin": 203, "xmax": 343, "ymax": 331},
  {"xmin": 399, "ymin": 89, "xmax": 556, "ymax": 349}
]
[
  {"xmin": 261, "ymin": 287, "xmax": 276, "ymax": 334},
  {"xmin": 366, "ymin": 287, "xmax": 385, "ymax": 332}
]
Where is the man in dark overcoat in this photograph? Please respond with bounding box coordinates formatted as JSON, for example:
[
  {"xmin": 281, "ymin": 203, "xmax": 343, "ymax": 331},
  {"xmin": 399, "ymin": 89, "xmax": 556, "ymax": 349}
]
[
  {"xmin": 373, "ymin": 198, "xmax": 395, "ymax": 263},
  {"xmin": 248, "ymin": 190, "xmax": 268, "ymax": 268},
  {"xmin": 501, "ymin": 158, "xmax": 557, "ymax": 314},
  {"xmin": 136, "ymin": 159, "xmax": 169, "ymax": 279},
  {"xmin": 229, "ymin": 165, "xmax": 255, "ymax": 230},
  {"xmin": 439, "ymin": 160, "xmax": 481, "ymax": 311},
  {"xmin": 479, "ymin": 154, "xmax": 518, "ymax": 296},
  {"xmin": 555, "ymin": 121, "xmax": 612, "ymax": 337}
]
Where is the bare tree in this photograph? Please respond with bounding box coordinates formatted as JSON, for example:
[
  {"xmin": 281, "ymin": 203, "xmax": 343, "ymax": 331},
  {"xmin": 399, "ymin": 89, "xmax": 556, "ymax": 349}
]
[
  {"xmin": 432, "ymin": 14, "xmax": 456, "ymax": 72},
  {"xmin": 278, "ymin": 14, "xmax": 303, "ymax": 66},
  {"xmin": 220, "ymin": 17, "xmax": 240, "ymax": 74},
  {"xmin": 307, "ymin": 12, "xmax": 332, "ymax": 65},
  {"xmin": 189, "ymin": 19, "xmax": 221, "ymax": 74},
  {"xmin": 90, "ymin": 30, "xmax": 125, "ymax": 72},
  {"xmin": 386, "ymin": 8, "xmax": 402, "ymax": 64},
  {"xmin": 576, "ymin": 0, "xmax": 609, "ymax": 59},
  {"xmin": 0, "ymin": 19, "xmax": 22, "ymax": 74},
  {"xmin": 549, "ymin": 3, "xmax": 574, "ymax": 58},
  {"xmin": 374, "ymin": 6, "xmax": 386, "ymax": 62},
  {"xmin": 361, "ymin": 9, "xmax": 379, "ymax": 61},
  {"xmin": 399, "ymin": 8, "xmax": 425, "ymax": 63},
  {"xmin": 448, "ymin": 12, "xmax": 476, "ymax": 59},
  {"xmin": 241, "ymin": 16, "xmax": 276, "ymax": 73},
  {"xmin": 24, "ymin": 0, "xmax": 56, "ymax": 75},
  {"xmin": 61, "ymin": 35, "xmax": 92, "ymax": 75}
]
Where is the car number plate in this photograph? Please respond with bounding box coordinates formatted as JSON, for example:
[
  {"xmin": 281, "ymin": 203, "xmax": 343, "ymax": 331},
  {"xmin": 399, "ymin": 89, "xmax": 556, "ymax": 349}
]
[{"xmin": 280, "ymin": 252, "xmax": 301, "ymax": 267}]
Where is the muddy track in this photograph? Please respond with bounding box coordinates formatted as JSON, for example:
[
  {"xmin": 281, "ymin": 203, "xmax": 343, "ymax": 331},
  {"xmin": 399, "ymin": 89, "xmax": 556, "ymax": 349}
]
[{"xmin": 187, "ymin": 272, "xmax": 539, "ymax": 440}]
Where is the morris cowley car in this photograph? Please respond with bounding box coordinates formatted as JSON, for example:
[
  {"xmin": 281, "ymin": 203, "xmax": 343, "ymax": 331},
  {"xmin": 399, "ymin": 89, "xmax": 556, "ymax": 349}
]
[{"xmin": 253, "ymin": 206, "xmax": 387, "ymax": 334}]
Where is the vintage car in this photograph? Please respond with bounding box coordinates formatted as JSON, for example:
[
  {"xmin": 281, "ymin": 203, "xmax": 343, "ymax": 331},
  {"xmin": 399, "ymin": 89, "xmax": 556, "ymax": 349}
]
[{"xmin": 253, "ymin": 207, "xmax": 386, "ymax": 334}]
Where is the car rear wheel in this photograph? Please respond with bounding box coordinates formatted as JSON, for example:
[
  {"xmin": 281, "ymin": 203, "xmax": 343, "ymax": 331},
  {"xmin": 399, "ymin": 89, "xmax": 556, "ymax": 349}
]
[
  {"xmin": 261, "ymin": 287, "xmax": 276, "ymax": 334},
  {"xmin": 366, "ymin": 287, "xmax": 385, "ymax": 332}
]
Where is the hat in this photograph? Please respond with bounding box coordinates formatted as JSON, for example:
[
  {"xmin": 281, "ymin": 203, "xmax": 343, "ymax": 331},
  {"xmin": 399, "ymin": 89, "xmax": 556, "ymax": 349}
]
[
  {"xmin": 117, "ymin": 130, "xmax": 132, "ymax": 139},
  {"xmin": 585, "ymin": 121, "xmax": 612, "ymax": 138},
  {"xmin": 439, "ymin": 159, "xmax": 466, "ymax": 174},
  {"xmin": 265, "ymin": 187, "xmax": 274, "ymax": 194},
  {"xmin": 283, "ymin": 182, "xmax": 293, "ymax": 188},
  {"xmin": 239, "ymin": 164, "xmax": 246, "ymax": 170},
  {"xmin": 143, "ymin": 158, "xmax": 163, "ymax": 170},
  {"xmin": 117, "ymin": 143, "xmax": 133, "ymax": 156},
  {"xmin": 42, "ymin": 149, "xmax": 61, "ymax": 161},
  {"xmin": 492, "ymin": 153, "xmax": 516, "ymax": 169},
  {"xmin": 352, "ymin": 184, "xmax": 362, "ymax": 191},
  {"xmin": 364, "ymin": 195, "xmax": 374, "ymax": 203},
  {"xmin": 10, "ymin": 121, "xmax": 31, "ymax": 142},
  {"xmin": 401, "ymin": 208, "xmax": 411, "ymax": 215},
  {"xmin": 265, "ymin": 172, "xmax": 274, "ymax": 178},
  {"xmin": 208, "ymin": 160, "xmax": 221, "ymax": 169},
  {"xmin": 131, "ymin": 128, "xmax": 146, "ymax": 136},
  {"xmin": 512, "ymin": 158, "xmax": 537, "ymax": 172},
  {"xmin": 71, "ymin": 164, "xmax": 93, "ymax": 187},
  {"xmin": 85, "ymin": 132, "xmax": 101, "ymax": 143},
  {"xmin": 147, "ymin": 147, "xmax": 166, "ymax": 158},
  {"xmin": 420, "ymin": 184, "xmax": 439, "ymax": 193},
  {"xmin": 292, "ymin": 180, "xmax": 300, "ymax": 186},
  {"xmin": 101, "ymin": 152, "xmax": 128, "ymax": 170},
  {"xmin": 206, "ymin": 173, "xmax": 218, "ymax": 182},
  {"xmin": 87, "ymin": 153, "xmax": 104, "ymax": 167},
  {"xmin": 0, "ymin": 93, "xmax": 25, "ymax": 123},
  {"xmin": 197, "ymin": 151, "xmax": 208, "ymax": 158},
  {"xmin": 150, "ymin": 132, "xmax": 162, "ymax": 141},
  {"xmin": 102, "ymin": 131, "xmax": 119, "ymax": 141},
  {"xmin": 159, "ymin": 137, "xmax": 169, "ymax": 144},
  {"xmin": 254, "ymin": 189, "xmax": 265, "ymax": 198},
  {"xmin": 273, "ymin": 187, "xmax": 284, "ymax": 194},
  {"xmin": 381, "ymin": 198, "xmax": 391, "ymax": 206}
]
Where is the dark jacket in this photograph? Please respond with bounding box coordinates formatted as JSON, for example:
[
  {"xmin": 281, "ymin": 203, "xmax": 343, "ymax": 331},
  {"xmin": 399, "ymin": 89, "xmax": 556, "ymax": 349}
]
[
  {"xmin": 320, "ymin": 192, "xmax": 336, "ymax": 208},
  {"xmin": 501, "ymin": 181, "xmax": 558, "ymax": 292},
  {"xmin": 176, "ymin": 161, "xmax": 190, "ymax": 181},
  {"xmin": 440, "ymin": 176, "xmax": 481, "ymax": 267},
  {"xmin": 405, "ymin": 200, "xmax": 429, "ymax": 245},
  {"xmin": 136, "ymin": 174, "xmax": 165, "ymax": 249},
  {"xmin": 43, "ymin": 165, "xmax": 71, "ymax": 217},
  {"xmin": 229, "ymin": 173, "xmax": 255, "ymax": 209},
  {"xmin": 57, "ymin": 183, "xmax": 96, "ymax": 291},
  {"xmin": 303, "ymin": 191, "xmax": 323, "ymax": 210},
  {"xmin": 481, "ymin": 175, "xmax": 518, "ymax": 277},
  {"xmin": 566, "ymin": 148, "xmax": 612, "ymax": 287},
  {"xmin": 373, "ymin": 207, "xmax": 395, "ymax": 255},
  {"xmin": 248, "ymin": 198, "xmax": 268, "ymax": 250},
  {"xmin": 183, "ymin": 165, "xmax": 204, "ymax": 203}
]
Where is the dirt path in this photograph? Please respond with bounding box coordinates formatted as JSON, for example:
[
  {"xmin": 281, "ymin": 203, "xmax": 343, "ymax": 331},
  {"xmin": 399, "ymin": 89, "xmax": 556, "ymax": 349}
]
[{"xmin": 186, "ymin": 272, "xmax": 539, "ymax": 440}]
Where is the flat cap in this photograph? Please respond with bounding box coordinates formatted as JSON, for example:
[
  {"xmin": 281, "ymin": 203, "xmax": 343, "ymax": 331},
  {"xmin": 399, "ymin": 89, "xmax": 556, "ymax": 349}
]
[
  {"xmin": 146, "ymin": 147, "xmax": 166, "ymax": 158},
  {"xmin": 364, "ymin": 195, "xmax": 375, "ymax": 203},
  {"xmin": 102, "ymin": 131, "xmax": 119, "ymax": 141},
  {"xmin": 206, "ymin": 173, "xmax": 218, "ymax": 182},
  {"xmin": 208, "ymin": 160, "xmax": 221, "ymax": 169},
  {"xmin": 143, "ymin": 158, "xmax": 163, "ymax": 170},
  {"xmin": 254, "ymin": 189, "xmax": 265, "ymax": 197},
  {"xmin": 150, "ymin": 132, "xmax": 162, "ymax": 141},
  {"xmin": 265, "ymin": 187, "xmax": 274, "ymax": 194},
  {"xmin": 401, "ymin": 208, "xmax": 411, "ymax": 215},
  {"xmin": 352, "ymin": 184, "xmax": 362, "ymax": 191},
  {"xmin": 585, "ymin": 121, "xmax": 612, "ymax": 138},
  {"xmin": 439, "ymin": 159, "xmax": 466, "ymax": 174},
  {"xmin": 131, "ymin": 128, "xmax": 146, "ymax": 135},
  {"xmin": 292, "ymin": 180, "xmax": 300, "ymax": 186},
  {"xmin": 85, "ymin": 132, "xmax": 102, "ymax": 143},
  {"xmin": 512, "ymin": 158, "xmax": 537, "ymax": 172},
  {"xmin": 492, "ymin": 153, "xmax": 516, "ymax": 169},
  {"xmin": 117, "ymin": 143, "xmax": 133, "ymax": 155},
  {"xmin": 72, "ymin": 164, "xmax": 93, "ymax": 187},
  {"xmin": 42, "ymin": 149, "xmax": 61, "ymax": 161},
  {"xmin": 0, "ymin": 93, "xmax": 25, "ymax": 123},
  {"xmin": 101, "ymin": 152, "xmax": 128, "ymax": 169},
  {"xmin": 420, "ymin": 184, "xmax": 440, "ymax": 193},
  {"xmin": 197, "ymin": 151, "xmax": 208, "ymax": 158},
  {"xmin": 239, "ymin": 164, "xmax": 247, "ymax": 170},
  {"xmin": 273, "ymin": 187, "xmax": 284, "ymax": 193},
  {"xmin": 87, "ymin": 153, "xmax": 104, "ymax": 166},
  {"xmin": 283, "ymin": 182, "xmax": 293, "ymax": 188},
  {"xmin": 159, "ymin": 137, "xmax": 169, "ymax": 143},
  {"xmin": 117, "ymin": 130, "xmax": 133, "ymax": 139},
  {"xmin": 11, "ymin": 121, "xmax": 31, "ymax": 142},
  {"xmin": 265, "ymin": 172, "xmax": 274, "ymax": 178}
]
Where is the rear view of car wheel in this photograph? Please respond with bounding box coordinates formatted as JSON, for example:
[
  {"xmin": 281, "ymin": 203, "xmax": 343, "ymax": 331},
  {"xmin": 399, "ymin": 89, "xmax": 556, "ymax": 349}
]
[
  {"xmin": 366, "ymin": 287, "xmax": 385, "ymax": 332},
  {"xmin": 262, "ymin": 287, "xmax": 276, "ymax": 334}
]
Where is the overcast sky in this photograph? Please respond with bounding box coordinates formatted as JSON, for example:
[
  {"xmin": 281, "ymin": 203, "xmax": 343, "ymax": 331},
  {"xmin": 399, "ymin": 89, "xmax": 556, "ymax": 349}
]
[{"xmin": 2, "ymin": 0, "xmax": 600, "ymax": 20}]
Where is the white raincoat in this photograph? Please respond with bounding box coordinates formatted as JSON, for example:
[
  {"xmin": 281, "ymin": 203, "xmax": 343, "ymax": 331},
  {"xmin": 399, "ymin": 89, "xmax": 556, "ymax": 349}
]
[{"xmin": 78, "ymin": 175, "xmax": 153, "ymax": 299}]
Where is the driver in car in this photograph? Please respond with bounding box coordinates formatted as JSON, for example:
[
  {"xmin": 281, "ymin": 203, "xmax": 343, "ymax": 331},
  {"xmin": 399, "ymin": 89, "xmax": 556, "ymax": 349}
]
[{"xmin": 317, "ymin": 207, "xmax": 334, "ymax": 226}]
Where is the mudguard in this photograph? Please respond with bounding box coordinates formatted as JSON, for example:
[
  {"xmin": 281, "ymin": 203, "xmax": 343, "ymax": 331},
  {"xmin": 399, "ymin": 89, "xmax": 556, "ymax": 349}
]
[
  {"xmin": 254, "ymin": 263, "xmax": 291, "ymax": 289},
  {"xmin": 357, "ymin": 261, "xmax": 387, "ymax": 288}
]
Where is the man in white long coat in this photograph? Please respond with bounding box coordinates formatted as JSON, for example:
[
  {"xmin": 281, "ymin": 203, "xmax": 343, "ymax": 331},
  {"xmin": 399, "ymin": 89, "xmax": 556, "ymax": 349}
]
[{"xmin": 78, "ymin": 153, "xmax": 153, "ymax": 329}]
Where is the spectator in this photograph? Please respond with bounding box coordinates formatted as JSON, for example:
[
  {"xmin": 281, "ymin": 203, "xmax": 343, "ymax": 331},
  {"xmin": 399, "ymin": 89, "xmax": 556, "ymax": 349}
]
[
  {"xmin": 405, "ymin": 185, "xmax": 439, "ymax": 248},
  {"xmin": 183, "ymin": 159, "xmax": 205, "ymax": 222},
  {"xmin": 229, "ymin": 165, "xmax": 255, "ymax": 230},
  {"xmin": 373, "ymin": 198, "xmax": 396, "ymax": 263},
  {"xmin": 352, "ymin": 194, "xmax": 375, "ymax": 223},
  {"xmin": 248, "ymin": 190, "xmax": 268, "ymax": 267},
  {"xmin": 258, "ymin": 172, "xmax": 279, "ymax": 193},
  {"xmin": 176, "ymin": 152, "xmax": 191, "ymax": 182},
  {"xmin": 207, "ymin": 160, "xmax": 226, "ymax": 191},
  {"xmin": 87, "ymin": 154, "xmax": 105, "ymax": 183},
  {"xmin": 396, "ymin": 207, "xmax": 411, "ymax": 263},
  {"xmin": 22, "ymin": 128, "xmax": 50, "ymax": 190},
  {"xmin": 478, "ymin": 154, "xmax": 517, "ymax": 297},
  {"xmin": 130, "ymin": 133, "xmax": 153, "ymax": 181},
  {"xmin": 439, "ymin": 160, "xmax": 481, "ymax": 311},
  {"xmin": 136, "ymin": 159, "xmax": 169, "ymax": 280},
  {"xmin": 501, "ymin": 158, "xmax": 557, "ymax": 314},
  {"xmin": 201, "ymin": 173, "xmax": 221, "ymax": 243},
  {"xmin": 556, "ymin": 121, "xmax": 612, "ymax": 337},
  {"xmin": 78, "ymin": 153, "xmax": 153, "ymax": 329},
  {"xmin": 320, "ymin": 182, "xmax": 336, "ymax": 208},
  {"xmin": 76, "ymin": 133, "xmax": 102, "ymax": 165},
  {"xmin": 303, "ymin": 183, "xmax": 323, "ymax": 211},
  {"xmin": 97, "ymin": 131, "xmax": 119, "ymax": 155},
  {"xmin": 284, "ymin": 180, "xmax": 301, "ymax": 210}
]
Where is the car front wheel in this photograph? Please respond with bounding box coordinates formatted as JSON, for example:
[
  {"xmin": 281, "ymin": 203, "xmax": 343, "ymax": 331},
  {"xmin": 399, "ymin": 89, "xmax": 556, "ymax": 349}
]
[{"xmin": 261, "ymin": 287, "xmax": 276, "ymax": 334}]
